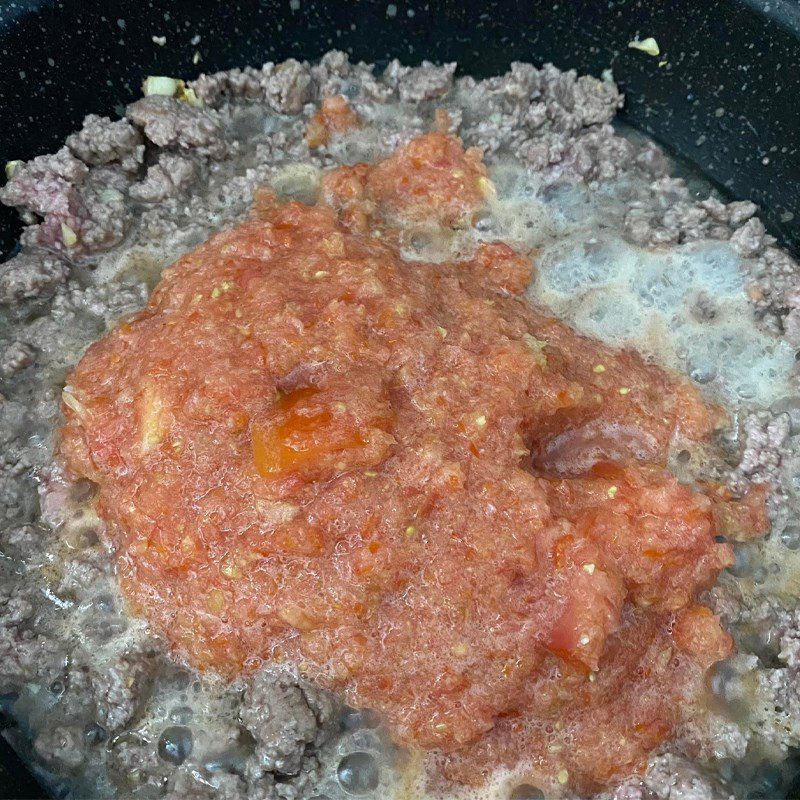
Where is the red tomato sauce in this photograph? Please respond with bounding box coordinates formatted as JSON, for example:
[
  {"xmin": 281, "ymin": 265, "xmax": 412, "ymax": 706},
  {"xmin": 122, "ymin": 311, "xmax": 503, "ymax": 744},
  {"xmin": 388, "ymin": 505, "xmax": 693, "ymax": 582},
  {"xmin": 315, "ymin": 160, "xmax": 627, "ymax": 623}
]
[{"xmin": 58, "ymin": 131, "xmax": 768, "ymax": 794}]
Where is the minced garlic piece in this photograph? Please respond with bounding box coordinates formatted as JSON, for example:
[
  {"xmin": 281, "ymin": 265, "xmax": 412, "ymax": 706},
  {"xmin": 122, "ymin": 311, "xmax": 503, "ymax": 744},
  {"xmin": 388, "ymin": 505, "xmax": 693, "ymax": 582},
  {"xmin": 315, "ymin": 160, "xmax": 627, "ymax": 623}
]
[
  {"xmin": 143, "ymin": 76, "xmax": 202, "ymax": 106},
  {"xmin": 60, "ymin": 223, "xmax": 78, "ymax": 247},
  {"xmin": 593, "ymin": 363, "xmax": 606, "ymax": 373},
  {"xmin": 61, "ymin": 386, "xmax": 86, "ymax": 417},
  {"xmin": 180, "ymin": 86, "xmax": 202, "ymax": 107},
  {"xmin": 607, "ymin": 485, "xmax": 618, "ymax": 499},
  {"xmin": 221, "ymin": 560, "xmax": 241, "ymax": 579},
  {"xmin": 477, "ymin": 176, "xmax": 497, "ymax": 199},
  {"xmin": 207, "ymin": 589, "xmax": 226, "ymax": 613},
  {"xmin": 628, "ymin": 37, "xmax": 660, "ymax": 57},
  {"xmin": 583, "ymin": 563, "xmax": 596, "ymax": 575},
  {"xmin": 143, "ymin": 75, "xmax": 179, "ymax": 97},
  {"xmin": 618, "ymin": 386, "xmax": 631, "ymax": 395}
]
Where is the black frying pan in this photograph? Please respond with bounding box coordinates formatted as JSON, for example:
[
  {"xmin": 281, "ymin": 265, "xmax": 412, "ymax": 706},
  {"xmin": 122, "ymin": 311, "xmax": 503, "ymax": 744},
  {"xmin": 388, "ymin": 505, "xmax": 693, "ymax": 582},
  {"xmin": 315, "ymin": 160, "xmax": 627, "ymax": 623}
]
[{"xmin": 1, "ymin": 1, "xmax": 800, "ymax": 797}]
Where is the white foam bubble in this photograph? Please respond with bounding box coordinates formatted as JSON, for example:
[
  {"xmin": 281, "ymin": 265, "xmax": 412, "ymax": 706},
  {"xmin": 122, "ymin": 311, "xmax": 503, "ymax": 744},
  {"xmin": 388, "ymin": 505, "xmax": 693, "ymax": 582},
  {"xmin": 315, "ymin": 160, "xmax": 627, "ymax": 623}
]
[{"xmin": 493, "ymin": 177, "xmax": 797, "ymax": 407}]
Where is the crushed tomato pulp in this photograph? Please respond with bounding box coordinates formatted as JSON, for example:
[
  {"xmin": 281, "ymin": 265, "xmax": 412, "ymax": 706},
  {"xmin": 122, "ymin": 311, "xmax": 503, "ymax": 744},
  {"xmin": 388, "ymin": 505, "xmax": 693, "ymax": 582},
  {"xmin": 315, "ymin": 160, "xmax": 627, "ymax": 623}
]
[{"xmin": 59, "ymin": 125, "xmax": 768, "ymax": 794}]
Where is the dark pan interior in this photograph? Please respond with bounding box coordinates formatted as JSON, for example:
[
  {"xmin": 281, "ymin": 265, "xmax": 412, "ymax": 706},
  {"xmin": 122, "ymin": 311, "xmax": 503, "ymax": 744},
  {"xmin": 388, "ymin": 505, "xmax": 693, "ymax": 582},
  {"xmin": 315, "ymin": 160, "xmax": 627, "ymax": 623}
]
[{"xmin": 2, "ymin": 1, "xmax": 800, "ymax": 797}]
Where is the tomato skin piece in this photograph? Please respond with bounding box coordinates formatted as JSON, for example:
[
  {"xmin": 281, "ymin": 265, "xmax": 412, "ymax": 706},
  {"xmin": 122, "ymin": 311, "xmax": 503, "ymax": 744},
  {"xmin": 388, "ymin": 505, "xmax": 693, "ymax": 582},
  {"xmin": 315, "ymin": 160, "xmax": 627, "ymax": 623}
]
[
  {"xmin": 671, "ymin": 604, "xmax": 733, "ymax": 669},
  {"xmin": 253, "ymin": 388, "xmax": 356, "ymax": 477},
  {"xmin": 306, "ymin": 95, "xmax": 361, "ymax": 148},
  {"xmin": 462, "ymin": 241, "xmax": 536, "ymax": 295},
  {"xmin": 252, "ymin": 385, "xmax": 395, "ymax": 485},
  {"xmin": 544, "ymin": 534, "xmax": 625, "ymax": 670}
]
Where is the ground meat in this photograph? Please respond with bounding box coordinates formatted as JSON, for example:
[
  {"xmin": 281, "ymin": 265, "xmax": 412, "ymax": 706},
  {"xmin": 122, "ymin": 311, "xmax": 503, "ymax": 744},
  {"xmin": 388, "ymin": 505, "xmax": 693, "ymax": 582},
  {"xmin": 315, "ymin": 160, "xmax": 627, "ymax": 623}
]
[
  {"xmin": 385, "ymin": 60, "xmax": 456, "ymax": 103},
  {"xmin": 311, "ymin": 50, "xmax": 391, "ymax": 106},
  {"xmin": 66, "ymin": 114, "xmax": 145, "ymax": 172},
  {"xmin": 0, "ymin": 145, "xmax": 132, "ymax": 257},
  {"xmin": 482, "ymin": 61, "xmax": 621, "ymax": 133},
  {"xmin": 729, "ymin": 217, "xmax": 769, "ymax": 259},
  {"xmin": 126, "ymin": 96, "xmax": 228, "ymax": 160},
  {"xmin": 783, "ymin": 304, "xmax": 800, "ymax": 345},
  {"xmin": 2, "ymin": 147, "xmax": 88, "ymax": 213},
  {"xmin": 2, "ymin": 523, "xmax": 42, "ymax": 556},
  {"xmin": 190, "ymin": 67, "xmax": 265, "ymax": 105},
  {"xmin": 753, "ymin": 667, "xmax": 800, "ymax": 747},
  {"xmin": 0, "ymin": 339, "xmax": 36, "ymax": 378},
  {"xmin": 455, "ymin": 62, "xmax": 622, "ymax": 169},
  {"xmin": 191, "ymin": 59, "xmax": 313, "ymax": 114},
  {"xmin": 0, "ymin": 147, "xmax": 88, "ymax": 252},
  {"xmin": 55, "ymin": 548, "xmax": 112, "ymax": 599},
  {"xmin": 610, "ymin": 754, "xmax": 727, "ymax": 800},
  {"xmin": 728, "ymin": 410, "xmax": 790, "ymax": 495},
  {"xmin": 0, "ymin": 580, "xmax": 64, "ymax": 691},
  {"xmin": 621, "ymin": 179, "xmax": 760, "ymax": 249},
  {"xmin": 239, "ymin": 668, "xmax": 338, "ymax": 777},
  {"xmin": 76, "ymin": 188, "xmax": 132, "ymax": 252},
  {"xmin": 745, "ymin": 246, "xmax": 800, "ymax": 323},
  {"xmin": 130, "ymin": 153, "xmax": 201, "ymax": 203},
  {"xmin": 0, "ymin": 250, "xmax": 69, "ymax": 303},
  {"xmin": 33, "ymin": 725, "xmax": 85, "ymax": 771},
  {"xmin": 480, "ymin": 61, "xmax": 541, "ymax": 105},
  {"xmin": 261, "ymin": 59, "xmax": 314, "ymax": 114},
  {"xmin": 165, "ymin": 770, "xmax": 249, "ymax": 800},
  {"xmin": 87, "ymin": 648, "xmax": 158, "ymax": 732},
  {"xmin": 0, "ymin": 399, "xmax": 37, "ymax": 523},
  {"xmin": 536, "ymin": 65, "xmax": 623, "ymax": 133},
  {"xmin": 699, "ymin": 712, "xmax": 751, "ymax": 761},
  {"xmin": 109, "ymin": 730, "xmax": 173, "ymax": 796},
  {"xmin": 0, "ymin": 583, "xmax": 34, "ymax": 628},
  {"xmin": 703, "ymin": 591, "xmax": 800, "ymax": 758},
  {"xmin": 52, "ymin": 281, "xmax": 149, "ymax": 328},
  {"xmin": 558, "ymin": 125, "xmax": 637, "ymax": 182},
  {"xmin": 643, "ymin": 754, "xmax": 727, "ymax": 800}
]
